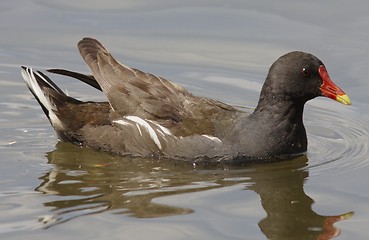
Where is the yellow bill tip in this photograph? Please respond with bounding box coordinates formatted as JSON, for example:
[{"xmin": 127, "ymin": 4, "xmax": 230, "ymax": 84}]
[
  {"xmin": 340, "ymin": 211, "xmax": 355, "ymax": 220},
  {"xmin": 336, "ymin": 94, "xmax": 351, "ymax": 105}
]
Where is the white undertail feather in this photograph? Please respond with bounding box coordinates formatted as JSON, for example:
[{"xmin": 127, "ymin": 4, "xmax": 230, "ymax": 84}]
[{"xmin": 21, "ymin": 67, "xmax": 64, "ymax": 130}]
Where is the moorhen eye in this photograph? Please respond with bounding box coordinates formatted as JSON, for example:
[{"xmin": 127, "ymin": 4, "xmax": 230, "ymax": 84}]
[{"xmin": 301, "ymin": 67, "xmax": 311, "ymax": 77}]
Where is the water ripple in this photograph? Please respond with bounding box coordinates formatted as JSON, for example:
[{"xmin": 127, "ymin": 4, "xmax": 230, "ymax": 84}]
[{"xmin": 304, "ymin": 104, "xmax": 369, "ymax": 176}]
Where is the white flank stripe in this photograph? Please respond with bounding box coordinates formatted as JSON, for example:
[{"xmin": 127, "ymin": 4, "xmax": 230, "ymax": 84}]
[
  {"xmin": 113, "ymin": 119, "xmax": 130, "ymax": 126},
  {"xmin": 147, "ymin": 120, "xmax": 173, "ymax": 135},
  {"xmin": 135, "ymin": 123, "xmax": 143, "ymax": 136},
  {"xmin": 156, "ymin": 124, "xmax": 172, "ymax": 135},
  {"xmin": 202, "ymin": 135, "xmax": 222, "ymax": 143},
  {"xmin": 125, "ymin": 116, "xmax": 162, "ymax": 149}
]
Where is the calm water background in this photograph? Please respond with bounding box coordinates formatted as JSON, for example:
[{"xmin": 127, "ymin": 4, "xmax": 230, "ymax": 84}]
[{"xmin": 1, "ymin": 1, "xmax": 369, "ymax": 239}]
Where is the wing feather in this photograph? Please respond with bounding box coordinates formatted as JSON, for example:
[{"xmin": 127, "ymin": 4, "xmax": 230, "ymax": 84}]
[{"xmin": 78, "ymin": 37, "xmax": 192, "ymax": 121}]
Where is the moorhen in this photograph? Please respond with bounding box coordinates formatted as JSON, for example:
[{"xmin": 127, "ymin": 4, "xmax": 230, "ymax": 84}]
[{"xmin": 21, "ymin": 37, "xmax": 351, "ymax": 162}]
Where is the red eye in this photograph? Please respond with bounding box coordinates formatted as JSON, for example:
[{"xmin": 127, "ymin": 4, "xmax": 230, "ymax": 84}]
[{"xmin": 301, "ymin": 67, "xmax": 311, "ymax": 77}]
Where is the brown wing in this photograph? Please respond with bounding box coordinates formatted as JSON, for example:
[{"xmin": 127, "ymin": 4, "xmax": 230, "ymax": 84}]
[
  {"xmin": 77, "ymin": 37, "xmax": 196, "ymax": 123},
  {"xmin": 75, "ymin": 37, "xmax": 242, "ymax": 137}
]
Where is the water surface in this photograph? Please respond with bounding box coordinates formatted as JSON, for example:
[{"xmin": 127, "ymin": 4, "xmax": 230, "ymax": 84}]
[{"xmin": 1, "ymin": 1, "xmax": 369, "ymax": 239}]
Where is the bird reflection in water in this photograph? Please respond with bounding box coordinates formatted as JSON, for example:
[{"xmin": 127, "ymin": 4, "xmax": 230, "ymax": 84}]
[{"xmin": 36, "ymin": 142, "xmax": 353, "ymax": 239}]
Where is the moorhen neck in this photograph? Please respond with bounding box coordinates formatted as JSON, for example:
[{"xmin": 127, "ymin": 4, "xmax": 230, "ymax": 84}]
[{"xmin": 21, "ymin": 37, "xmax": 351, "ymax": 162}]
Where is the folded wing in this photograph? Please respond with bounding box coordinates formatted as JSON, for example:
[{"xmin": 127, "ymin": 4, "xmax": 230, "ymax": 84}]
[{"xmin": 77, "ymin": 37, "xmax": 194, "ymax": 123}]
